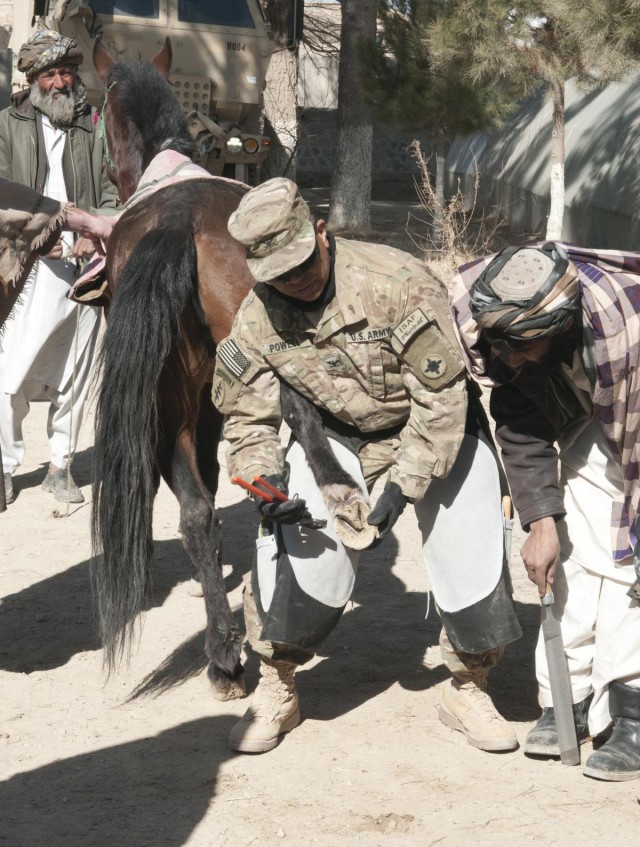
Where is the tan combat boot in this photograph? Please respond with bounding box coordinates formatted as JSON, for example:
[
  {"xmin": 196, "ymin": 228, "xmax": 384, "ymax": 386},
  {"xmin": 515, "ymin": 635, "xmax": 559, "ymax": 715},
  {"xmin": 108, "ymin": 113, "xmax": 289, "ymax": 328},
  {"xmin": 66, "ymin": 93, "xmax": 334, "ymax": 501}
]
[
  {"xmin": 229, "ymin": 658, "xmax": 300, "ymax": 753},
  {"xmin": 438, "ymin": 670, "xmax": 518, "ymax": 752}
]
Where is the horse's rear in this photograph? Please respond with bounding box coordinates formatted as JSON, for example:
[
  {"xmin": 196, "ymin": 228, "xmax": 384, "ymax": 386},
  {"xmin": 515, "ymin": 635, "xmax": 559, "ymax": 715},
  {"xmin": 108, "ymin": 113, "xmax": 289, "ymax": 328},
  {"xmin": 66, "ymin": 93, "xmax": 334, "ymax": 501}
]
[{"xmin": 93, "ymin": 177, "xmax": 254, "ymax": 698}]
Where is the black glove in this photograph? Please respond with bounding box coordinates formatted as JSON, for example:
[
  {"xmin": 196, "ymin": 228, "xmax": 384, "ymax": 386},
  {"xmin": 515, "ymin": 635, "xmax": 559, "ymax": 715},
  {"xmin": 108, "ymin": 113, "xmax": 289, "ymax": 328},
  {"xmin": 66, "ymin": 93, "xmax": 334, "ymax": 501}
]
[
  {"xmin": 254, "ymin": 474, "xmax": 309, "ymax": 525},
  {"xmin": 367, "ymin": 481, "xmax": 409, "ymax": 540}
]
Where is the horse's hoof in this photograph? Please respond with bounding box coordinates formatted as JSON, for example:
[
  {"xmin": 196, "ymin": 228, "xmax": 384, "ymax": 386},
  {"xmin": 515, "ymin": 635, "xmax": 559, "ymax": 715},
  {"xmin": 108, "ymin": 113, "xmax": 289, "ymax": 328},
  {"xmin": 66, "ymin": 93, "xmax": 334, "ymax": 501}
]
[
  {"xmin": 208, "ymin": 666, "xmax": 247, "ymax": 701},
  {"xmin": 322, "ymin": 485, "xmax": 377, "ymax": 551},
  {"xmin": 334, "ymin": 518, "xmax": 378, "ymax": 551}
]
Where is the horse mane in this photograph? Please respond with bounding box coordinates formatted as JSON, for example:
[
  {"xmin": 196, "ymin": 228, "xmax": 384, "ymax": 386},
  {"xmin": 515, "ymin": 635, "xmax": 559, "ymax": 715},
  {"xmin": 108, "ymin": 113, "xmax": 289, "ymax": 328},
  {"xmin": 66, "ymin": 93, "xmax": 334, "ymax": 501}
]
[{"xmin": 103, "ymin": 59, "xmax": 194, "ymax": 161}]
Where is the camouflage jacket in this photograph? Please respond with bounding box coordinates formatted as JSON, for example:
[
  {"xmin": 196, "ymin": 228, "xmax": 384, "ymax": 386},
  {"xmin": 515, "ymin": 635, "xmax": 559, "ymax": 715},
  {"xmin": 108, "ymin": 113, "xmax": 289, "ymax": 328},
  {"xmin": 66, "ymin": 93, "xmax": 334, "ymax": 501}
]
[{"xmin": 213, "ymin": 238, "xmax": 467, "ymax": 501}]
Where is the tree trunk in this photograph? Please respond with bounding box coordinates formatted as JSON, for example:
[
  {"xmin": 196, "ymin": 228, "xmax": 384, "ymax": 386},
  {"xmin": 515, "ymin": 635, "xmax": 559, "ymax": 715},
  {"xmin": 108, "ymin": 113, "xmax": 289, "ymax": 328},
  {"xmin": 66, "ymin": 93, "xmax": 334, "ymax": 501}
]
[
  {"xmin": 328, "ymin": 0, "xmax": 376, "ymax": 235},
  {"xmin": 546, "ymin": 78, "xmax": 565, "ymax": 241},
  {"xmin": 260, "ymin": 0, "xmax": 299, "ymax": 181}
]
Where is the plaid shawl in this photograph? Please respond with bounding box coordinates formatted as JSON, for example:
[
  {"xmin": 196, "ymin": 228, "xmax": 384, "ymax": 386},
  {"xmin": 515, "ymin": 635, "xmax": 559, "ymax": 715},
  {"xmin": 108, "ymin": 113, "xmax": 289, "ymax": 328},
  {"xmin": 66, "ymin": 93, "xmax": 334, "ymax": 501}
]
[{"xmin": 450, "ymin": 244, "xmax": 640, "ymax": 562}]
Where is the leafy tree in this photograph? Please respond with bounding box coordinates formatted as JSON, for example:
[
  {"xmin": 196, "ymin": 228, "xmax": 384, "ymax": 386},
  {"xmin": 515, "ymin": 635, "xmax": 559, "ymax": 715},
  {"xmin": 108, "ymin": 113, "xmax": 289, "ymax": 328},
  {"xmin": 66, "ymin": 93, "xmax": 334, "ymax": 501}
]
[
  {"xmin": 429, "ymin": 0, "xmax": 640, "ymax": 239},
  {"xmin": 364, "ymin": 1, "xmax": 516, "ymax": 247}
]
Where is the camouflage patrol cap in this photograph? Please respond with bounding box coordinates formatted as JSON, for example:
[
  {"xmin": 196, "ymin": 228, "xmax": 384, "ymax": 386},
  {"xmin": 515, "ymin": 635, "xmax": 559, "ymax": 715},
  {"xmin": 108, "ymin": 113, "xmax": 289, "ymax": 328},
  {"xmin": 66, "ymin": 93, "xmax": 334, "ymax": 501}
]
[{"xmin": 227, "ymin": 177, "xmax": 316, "ymax": 283}]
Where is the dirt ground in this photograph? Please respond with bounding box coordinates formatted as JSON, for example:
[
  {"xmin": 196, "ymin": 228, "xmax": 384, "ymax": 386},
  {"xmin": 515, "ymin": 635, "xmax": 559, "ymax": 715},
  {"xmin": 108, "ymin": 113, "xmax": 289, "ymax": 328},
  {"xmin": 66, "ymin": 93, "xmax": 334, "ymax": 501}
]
[{"xmin": 2, "ymin": 201, "xmax": 639, "ymax": 847}]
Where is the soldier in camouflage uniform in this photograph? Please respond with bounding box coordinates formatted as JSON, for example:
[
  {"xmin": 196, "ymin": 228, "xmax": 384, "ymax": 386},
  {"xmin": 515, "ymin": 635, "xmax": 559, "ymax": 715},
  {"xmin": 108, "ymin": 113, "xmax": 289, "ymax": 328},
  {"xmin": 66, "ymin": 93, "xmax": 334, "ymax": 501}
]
[{"xmin": 214, "ymin": 178, "xmax": 522, "ymax": 754}]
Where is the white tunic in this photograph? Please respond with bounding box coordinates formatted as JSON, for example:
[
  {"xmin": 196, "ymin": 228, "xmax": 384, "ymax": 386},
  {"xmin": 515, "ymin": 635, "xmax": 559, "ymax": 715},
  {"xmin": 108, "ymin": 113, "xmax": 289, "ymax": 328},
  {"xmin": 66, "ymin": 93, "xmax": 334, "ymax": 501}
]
[
  {"xmin": 534, "ymin": 353, "xmax": 640, "ymax": 733},
  {"xmin": 0, "ymin": 117, "xmax": 100, "ymax": 396}
]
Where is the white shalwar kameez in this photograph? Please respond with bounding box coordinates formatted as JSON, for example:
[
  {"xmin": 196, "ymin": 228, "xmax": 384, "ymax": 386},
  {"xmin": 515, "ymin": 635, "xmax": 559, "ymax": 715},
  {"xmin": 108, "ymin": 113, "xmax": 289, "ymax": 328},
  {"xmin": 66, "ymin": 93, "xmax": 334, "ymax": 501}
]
[
  {"xmin": 534, "ymin": 357, "xmax": 640, "ymax": 736},
  {"xmin": 0, "ymin": 117, "xmax": 100, "ymax": 473}
]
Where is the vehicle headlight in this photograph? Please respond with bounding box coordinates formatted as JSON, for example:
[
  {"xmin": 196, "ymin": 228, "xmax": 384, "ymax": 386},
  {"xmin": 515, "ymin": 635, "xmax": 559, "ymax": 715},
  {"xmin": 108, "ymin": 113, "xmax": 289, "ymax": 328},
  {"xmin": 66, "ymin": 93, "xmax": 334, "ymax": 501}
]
[
  {"xmin": 243, "ymin": 137, "xmax": 259, "ymax": 155},
  {"xmin": 225, "ymin": 137, "xmax": 243, "ymax": 155}
]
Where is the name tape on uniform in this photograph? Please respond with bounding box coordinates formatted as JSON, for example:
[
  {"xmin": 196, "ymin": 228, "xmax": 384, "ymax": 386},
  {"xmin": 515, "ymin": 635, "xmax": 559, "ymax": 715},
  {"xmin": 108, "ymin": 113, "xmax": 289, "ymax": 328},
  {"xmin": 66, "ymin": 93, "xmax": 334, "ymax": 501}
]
[
  {"xmin": 347, "ymin": 327, "xmax": 392, "ymax": 343},
  {"xmin": 262, "ymin": 338, "xmax": 304, "ymax": 356}
]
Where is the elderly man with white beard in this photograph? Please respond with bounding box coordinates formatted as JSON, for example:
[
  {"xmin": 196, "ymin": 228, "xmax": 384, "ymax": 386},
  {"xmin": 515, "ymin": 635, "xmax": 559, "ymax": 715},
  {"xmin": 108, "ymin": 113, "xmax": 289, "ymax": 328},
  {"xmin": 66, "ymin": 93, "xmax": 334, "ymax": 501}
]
[{"xmin": 0, "ymin": 30, "xmax": 117, "ymax": 505}]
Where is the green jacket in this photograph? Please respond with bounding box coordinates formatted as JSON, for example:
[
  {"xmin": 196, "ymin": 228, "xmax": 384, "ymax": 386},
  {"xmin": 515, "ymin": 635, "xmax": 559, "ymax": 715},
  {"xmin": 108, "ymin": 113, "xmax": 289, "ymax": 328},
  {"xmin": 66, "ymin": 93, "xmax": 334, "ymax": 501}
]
[{"xmin": 0, "ymin": 94, "xmax": 117, "ymax": 213}]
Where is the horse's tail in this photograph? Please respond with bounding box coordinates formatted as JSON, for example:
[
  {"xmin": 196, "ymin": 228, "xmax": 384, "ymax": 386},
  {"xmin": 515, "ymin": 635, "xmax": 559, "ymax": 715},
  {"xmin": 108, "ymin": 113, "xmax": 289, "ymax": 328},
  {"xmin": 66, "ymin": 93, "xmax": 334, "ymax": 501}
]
[{"xmin": 92, "ymin": 225, "xmax": 199, "ymax": 671}]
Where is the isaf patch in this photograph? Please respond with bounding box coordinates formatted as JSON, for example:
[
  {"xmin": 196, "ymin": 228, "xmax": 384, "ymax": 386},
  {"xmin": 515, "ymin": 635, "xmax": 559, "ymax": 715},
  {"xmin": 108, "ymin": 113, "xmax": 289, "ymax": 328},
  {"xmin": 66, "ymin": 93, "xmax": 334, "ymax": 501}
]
[
  {"xmin": 217, "ymin": 338, "xmax": 251, "ymax": 379},
  {"xmin": 393, "ymin": 309, "xmax": 429, "ymax": 346}
]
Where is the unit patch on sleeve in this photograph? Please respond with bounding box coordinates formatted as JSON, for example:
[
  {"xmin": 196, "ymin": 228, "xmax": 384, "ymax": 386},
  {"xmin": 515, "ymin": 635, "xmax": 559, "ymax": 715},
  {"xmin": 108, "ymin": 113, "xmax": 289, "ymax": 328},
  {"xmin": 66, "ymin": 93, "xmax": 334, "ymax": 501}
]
[
  {"xmin": 421, "ymin": 354, "xmax": 447, "ymax": 380},
  {"xmin": 402, "ymin": 323, "xmax": 464, "ymax": 390},
  {"xmin": 217, "ymin": 338, "xmax": 251, "ymax": 379}
]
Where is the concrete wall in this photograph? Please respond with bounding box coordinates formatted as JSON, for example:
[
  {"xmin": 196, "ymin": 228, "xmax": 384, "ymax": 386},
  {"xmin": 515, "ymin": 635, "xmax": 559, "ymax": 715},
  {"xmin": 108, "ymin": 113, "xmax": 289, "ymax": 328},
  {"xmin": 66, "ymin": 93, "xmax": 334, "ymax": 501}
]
[{"xmin": 295, "ymin": 106, "xmax": 429, "ymax": 195}]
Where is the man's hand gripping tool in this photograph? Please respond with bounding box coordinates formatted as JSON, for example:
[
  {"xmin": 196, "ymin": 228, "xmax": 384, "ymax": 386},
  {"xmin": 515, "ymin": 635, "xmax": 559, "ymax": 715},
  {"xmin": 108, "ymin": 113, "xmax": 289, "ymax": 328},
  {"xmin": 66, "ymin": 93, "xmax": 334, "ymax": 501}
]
[{"xmin": 232, "ymin": 475, "xmax": 327, "ymax": 530}]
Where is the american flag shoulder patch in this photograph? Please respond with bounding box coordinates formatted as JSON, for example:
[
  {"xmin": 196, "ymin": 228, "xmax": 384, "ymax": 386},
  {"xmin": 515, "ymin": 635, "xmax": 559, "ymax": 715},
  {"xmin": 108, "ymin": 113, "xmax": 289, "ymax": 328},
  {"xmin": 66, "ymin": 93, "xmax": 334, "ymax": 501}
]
[{"xmin": 217, "ymin": 338, "xmax": 252, "ymax": 379}]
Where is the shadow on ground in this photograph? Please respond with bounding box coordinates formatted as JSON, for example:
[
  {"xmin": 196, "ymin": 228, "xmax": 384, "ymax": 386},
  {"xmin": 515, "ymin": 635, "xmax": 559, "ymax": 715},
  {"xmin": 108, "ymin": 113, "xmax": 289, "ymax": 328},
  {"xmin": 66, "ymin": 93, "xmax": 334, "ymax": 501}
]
[
  {"xmin": 0, "ymin": 716, "xmax": 237, "ymax": 847},
  {"xmin": 2, "ymin": 485, "xmax": 541, "ymax": 727},
  {"xmin": 0, "ymin": 537, "xmax": 191, "ymax": 673},
  {"xmin": 0, "ymin": 499, "xmax": 254, "ymax": 674}
]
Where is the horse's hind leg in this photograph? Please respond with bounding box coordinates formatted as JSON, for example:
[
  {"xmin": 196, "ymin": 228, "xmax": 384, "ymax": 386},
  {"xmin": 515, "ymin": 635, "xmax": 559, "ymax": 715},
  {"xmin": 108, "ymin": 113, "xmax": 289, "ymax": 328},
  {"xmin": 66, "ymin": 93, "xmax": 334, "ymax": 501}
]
[
  {"xmin": 194, "ymin": 382, "xmax": 222, "ymax": 497},
  {"xmin": 165, "ymin": 429, "xmax": 246, "ymax": 701},
  {"xmin": 280, "ymin": 382, "xmax": 376, "ymax": 550}
]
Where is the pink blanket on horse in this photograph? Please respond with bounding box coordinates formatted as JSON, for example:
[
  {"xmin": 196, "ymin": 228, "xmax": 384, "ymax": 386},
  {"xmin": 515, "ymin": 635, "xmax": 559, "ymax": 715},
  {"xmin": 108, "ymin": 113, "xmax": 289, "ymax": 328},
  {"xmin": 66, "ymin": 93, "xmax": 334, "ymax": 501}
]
[{"xmin": 67, "ymin": 150, "xmax": 240, "ymax": 304}]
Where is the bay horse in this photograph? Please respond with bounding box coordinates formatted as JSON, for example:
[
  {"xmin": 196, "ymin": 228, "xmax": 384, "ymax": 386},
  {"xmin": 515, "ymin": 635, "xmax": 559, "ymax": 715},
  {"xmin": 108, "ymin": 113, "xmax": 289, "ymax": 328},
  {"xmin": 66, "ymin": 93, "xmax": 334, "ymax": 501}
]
[
  {"xmin": 90, "ymin": 38, "xmax": 374, "ymax": 700},
  {"xmin": 91, "ymin": 39, "xmax": 254, "ymax": 699}
]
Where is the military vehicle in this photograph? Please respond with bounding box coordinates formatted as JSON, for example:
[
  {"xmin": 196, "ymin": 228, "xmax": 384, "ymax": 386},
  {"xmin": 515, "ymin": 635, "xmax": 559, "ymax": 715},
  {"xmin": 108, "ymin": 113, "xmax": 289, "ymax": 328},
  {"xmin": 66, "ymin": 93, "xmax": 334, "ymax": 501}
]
[{"xmin": 12, "ymin": 0, "xmax": 277, "ymax": 181}]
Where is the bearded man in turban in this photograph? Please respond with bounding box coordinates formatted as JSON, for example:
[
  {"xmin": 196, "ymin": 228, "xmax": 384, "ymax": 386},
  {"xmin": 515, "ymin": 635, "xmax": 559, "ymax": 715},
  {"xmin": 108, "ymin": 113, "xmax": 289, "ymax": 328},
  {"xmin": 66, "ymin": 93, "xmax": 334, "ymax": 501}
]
[
  {"xmin": 0, "ymin": 29, "xmax": 117, "ymax": 505},
  {"xmin": 450, "ymin": 241, "xmax": 640, "ymax": 781}
]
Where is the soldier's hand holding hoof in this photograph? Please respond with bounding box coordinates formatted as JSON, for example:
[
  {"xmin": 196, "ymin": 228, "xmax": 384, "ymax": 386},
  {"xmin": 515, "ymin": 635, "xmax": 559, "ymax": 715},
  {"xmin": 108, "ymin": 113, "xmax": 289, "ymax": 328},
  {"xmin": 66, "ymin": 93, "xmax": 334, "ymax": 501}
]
[{"xmin": 367, "ymin": 481, "xmax": 409, "ymax": 542}]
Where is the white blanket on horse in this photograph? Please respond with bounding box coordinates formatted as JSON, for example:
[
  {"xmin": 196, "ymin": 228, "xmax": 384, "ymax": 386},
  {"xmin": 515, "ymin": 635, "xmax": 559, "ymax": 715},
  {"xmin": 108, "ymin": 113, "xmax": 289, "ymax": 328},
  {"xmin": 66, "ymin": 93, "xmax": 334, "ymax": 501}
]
[{"xmin": 68, "ymin": 150, "xmax": 241, "ymax": 303}]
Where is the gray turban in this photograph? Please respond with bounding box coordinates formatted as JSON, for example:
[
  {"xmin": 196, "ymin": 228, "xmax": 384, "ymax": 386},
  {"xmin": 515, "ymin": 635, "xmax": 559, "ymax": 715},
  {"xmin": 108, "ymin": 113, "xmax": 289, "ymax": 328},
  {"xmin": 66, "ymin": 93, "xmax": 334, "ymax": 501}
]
[
  {"xmin": 17, "ymin": 30, "xmax": 83, "ymax": 79},
  {"xmin": 469, "ymin": 242, "xmax": 581, "ymax": 342}
]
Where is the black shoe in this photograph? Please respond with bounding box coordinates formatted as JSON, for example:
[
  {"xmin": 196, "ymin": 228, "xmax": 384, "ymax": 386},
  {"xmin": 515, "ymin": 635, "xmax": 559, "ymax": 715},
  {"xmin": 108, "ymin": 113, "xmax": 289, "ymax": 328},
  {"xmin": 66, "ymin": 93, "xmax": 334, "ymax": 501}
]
[
  {"xmin": 524, "ymin": 693, "xmax": 593, "ymax": 757},
  {"xmin": 583, "ymin": 683, "xmax": 640, "ymax": 781}
]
